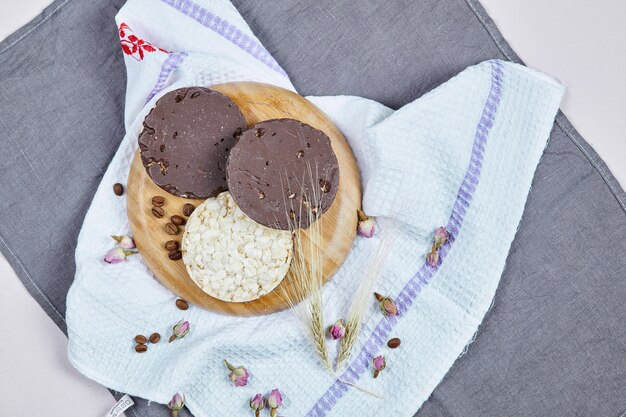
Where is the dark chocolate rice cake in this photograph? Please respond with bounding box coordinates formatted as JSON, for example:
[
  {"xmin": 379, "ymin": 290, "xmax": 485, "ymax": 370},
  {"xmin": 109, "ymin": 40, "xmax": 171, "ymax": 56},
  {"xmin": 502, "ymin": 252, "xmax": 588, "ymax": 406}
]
[
  {"xmin": 226, "ymin": 118, "xmax": 339, "ymax": 229},
  {"xmin": 138, "ymin": 87, "xmax": 247, "ymax": 199}
]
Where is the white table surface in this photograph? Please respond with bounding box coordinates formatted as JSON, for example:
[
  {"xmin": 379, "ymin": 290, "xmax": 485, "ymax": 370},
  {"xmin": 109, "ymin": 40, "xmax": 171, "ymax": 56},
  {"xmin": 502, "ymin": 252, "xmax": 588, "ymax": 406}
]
[{"xmin": 0, "ymin": 1, "xmax": 624, "ymax": 416}]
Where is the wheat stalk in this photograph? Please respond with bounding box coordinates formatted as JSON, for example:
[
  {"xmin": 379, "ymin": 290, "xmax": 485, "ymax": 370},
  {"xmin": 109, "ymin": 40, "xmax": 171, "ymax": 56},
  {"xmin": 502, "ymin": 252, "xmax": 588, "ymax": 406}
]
[
  {"xmin": 335, "ymin": 221, "xmax": 396, "ymax": 372},
  {"xmin": 276, "ymin": 163, "xmax": 383, "ymax": 398},
  {"xmin": 276, "ymin": 164, "xmax": 333, "ymax": 371},
  {"xmin": 292, "ymin": 219, "xmax": 332, "ymax": 371}
]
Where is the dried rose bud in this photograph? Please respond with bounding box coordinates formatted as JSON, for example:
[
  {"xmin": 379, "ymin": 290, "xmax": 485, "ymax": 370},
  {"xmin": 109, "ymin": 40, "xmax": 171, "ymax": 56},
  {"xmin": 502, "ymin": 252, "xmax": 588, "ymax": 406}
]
[
  {"xmin": 426, "ymin": 249, "xmax": 439, "ymax": 268},
  {"xmin": 224, "ymin": 359, "xmax": 249, "ymax": 387},
  {"xmin": 168, "ymin": 393, "xmax": 185, "ymax": 417},
  {"xmin": 266, "ymin": 389, "xmax": 283, "ymax": 417},
  {"xmin": 231, "ymin": 367, "xmax": 250, "ymax": 387},
  {"xmin": 373, "ymin": 355, "xmax": 386, "ymax": 378},
  {"xmin": 374, "ymin": 292, "xmax": 398, "ymax": 316},
  {"xmin": 433, "ymin": 226, "xmax": 449, "ymax": 248},
  {"xmin": 381, "ymin": 298, "xmax": 398, "ymax": 316},
  {"xmin": 249, "ymin": 393, "xmax": 264, "ymax": 417},
  {"xmin": 357, "ymin": 209, "xmax": 376, "ymax": 238},
  {"xmin": 168, "ymin": 320, "xmax": 190, "ymax": 343},
  {"xmin": 111, "ymin": 235, "xmax": 136, "ymax": 249},
  {"xmin": 103, "ymin": 247, "xmax": 136, "ymax": 264},
  {"xmin": 328, "ymin": 320, "xmax": 346, "ymax": 340}
]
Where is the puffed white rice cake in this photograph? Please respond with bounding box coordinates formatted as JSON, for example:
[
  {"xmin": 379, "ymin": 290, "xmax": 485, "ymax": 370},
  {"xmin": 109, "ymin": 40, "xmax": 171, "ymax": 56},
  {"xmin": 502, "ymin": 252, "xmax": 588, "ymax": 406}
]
[{"xmin": 181, "ymin": 191, "xmax": 293, "ymax": 302}]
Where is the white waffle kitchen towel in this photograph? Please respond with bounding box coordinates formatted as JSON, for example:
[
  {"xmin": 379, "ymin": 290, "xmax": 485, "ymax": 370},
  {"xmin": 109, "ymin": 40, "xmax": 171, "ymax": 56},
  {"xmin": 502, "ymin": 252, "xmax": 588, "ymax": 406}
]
[{"xmin": 66, "ymin": 1, "xmax": 565, "ymax": 416}]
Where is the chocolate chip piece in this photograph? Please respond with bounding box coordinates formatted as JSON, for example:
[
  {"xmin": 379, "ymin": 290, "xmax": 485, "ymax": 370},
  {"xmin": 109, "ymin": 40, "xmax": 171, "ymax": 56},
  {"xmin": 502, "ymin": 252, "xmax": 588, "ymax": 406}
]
[
  {"xmin": 135, "ymin": 344, "xmax": 148, "ymax": 353},
  {"xmin": 164, "ymin": 240, "xmax": 179, "ymax": 251},
  {"xmin": 168, "ymin": 249, "xmax": 182, "ymax": 260},
  {"xmin": 134, "ymin": 335, "xmax": 147, "ymax": 344},
  {"xmin": 152, "ymin": 196, "xmax": 165, "ymax": 207},
  {"xmin": 151, "ymin": 206, "xmax": 165, "ymax": 218},
  {"xmin": 138, "ymin": 87, "xmax": 247, "ymax": 198},
  {"xmin": 387, "ymin": 338, "xmax": 401, "ymax": 349},
  {"xmin": 182, "ymin": 203, "xmax": 195, "ymax": 217},
  {"xmin": 149, "ymin": 333, "xmax": 161, "ymax": 344},
  {"xmin": 164, "ymin": 223, "xmax": 179, "ymax": 235},
  {"xmin": 170, "ymin": 215, "xmax": 186, "ymax": 226},
  {"xmin": 175, "ymin": 299, "xmax": 189, "ymax": 310},
  {"xmin": 226, "ymin": 119, "xmax": 339, "ymax": 230},
  {"xmin": 319, "ymin": 179, "xmax": 331, "ymax": 193},
  {"xmin": 113, "ymin": 183, "xmax": 124, "ymax": 196}
]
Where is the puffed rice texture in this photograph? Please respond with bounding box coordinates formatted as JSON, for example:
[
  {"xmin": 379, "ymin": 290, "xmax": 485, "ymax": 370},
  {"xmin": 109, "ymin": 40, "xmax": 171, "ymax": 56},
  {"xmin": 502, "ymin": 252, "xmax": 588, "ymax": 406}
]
[{"xmin": 182, "ymin": 191, "xmax": 293, "ymax": 302}]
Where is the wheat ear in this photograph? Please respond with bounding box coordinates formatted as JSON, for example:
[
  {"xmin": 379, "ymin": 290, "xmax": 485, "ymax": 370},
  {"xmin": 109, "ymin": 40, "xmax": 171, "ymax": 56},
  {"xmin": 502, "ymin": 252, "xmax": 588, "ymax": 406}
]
[
  {"xmin": 277, "ymin": 164, "xmax": 383, "ymax": 398},
  {"xmin": 335, "ymin": 221, "xmax": 396, "ymax": 372},
  {"xmin": 276, "ymin": 164, "xmax": 333, "ymax": 371}
]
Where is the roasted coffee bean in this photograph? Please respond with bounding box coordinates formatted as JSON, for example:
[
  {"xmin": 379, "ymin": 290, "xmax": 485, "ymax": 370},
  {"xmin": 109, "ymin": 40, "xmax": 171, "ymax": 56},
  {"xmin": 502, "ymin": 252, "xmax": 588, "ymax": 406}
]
[
  {"xmin": 164, "ymin": 222, "xmax": 179, "ymax": 235},
  {"xmin": 182, "ymin": 203, "xmax": 195, "ymax": 217},
  {"xmin": 168, "ymin": 249, "xmax": 182, "ymax": 260},
  {"xmin": 135, "ymin": 344, "xmax": 148, "ymax": 353},
  {"xmin": 152, "ymin": 195, "xmax": 165, "ymax": 207},
  {"xmin": 134, "ymin": 335, "xmax": 147, "ymax": 344},
  {"xmin": 170, "ymin": 215, "xmax": 186, "ymax": 226},
  {"xmin": 164, "ymin": 240, "xmax": 179, "ymax": 251},
  {"xmin": 113, "ymin": 183, "xmax": 124, "ymax": 196},
  {"xmin": 175, "ymin": 299, "xmax": 189, "ymax": 310},
  {"xmin": 151, "ymin": 206, "xmax": 165, "ymax": 218},
  {"xmin": 387, "ymin": 338, "xmax": 401, "ymax": 349},
  {"xmin": 149, "ymin": 333, "xmax": 161, "ymax": 344}
]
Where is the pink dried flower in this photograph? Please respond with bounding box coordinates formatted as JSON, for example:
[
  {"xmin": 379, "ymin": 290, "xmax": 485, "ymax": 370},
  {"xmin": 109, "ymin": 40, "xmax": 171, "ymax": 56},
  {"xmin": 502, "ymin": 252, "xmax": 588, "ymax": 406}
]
[
  {"xmin": 111, "ymin": 235, "xmax": 136, "ymax": 249},
  {"xmin": 167, "ymin": 393, "xmax": 185, "ymax": 417},
  {"xmin": 381, "ymin": 298, "xmax": 398, "ymax": 316},
  {"xmin": 103, "ymin": 247, "xmax": 136, "ymax": 264},
  {"xmin": 373, "ymin": 355, "xmax": 386, "ymax": 378},
  {"xmin": 374, "ymin": 292, "xmax": 398, "ymax": 316},
  {"xmin": 266, "ymin": 389, "xmax": 283, "ymax": 417},
  {"xmin": 426, "ymin": 249, "xmax": 439, "ymax": 268},
  {"xmin": 433, "ymin": 226, "xmax": 449, "ymax": 248},
  {"xmin": 168, "ymin": 320, "xmax": 190, "ymax": 343},
  {"xmin": 357, "ymin": 209, "xmax": 376, "ymax": 238},
  {"xmin": 224, "ymin": 359, "xmax": 249, "ymax": 387},
  {"xmin": 328, "ymin": 320, "xmax": 346, "ymax": 340},
  {"xmin": 249, "ymin": 393, "xmax": 264, "ymax": 417}
]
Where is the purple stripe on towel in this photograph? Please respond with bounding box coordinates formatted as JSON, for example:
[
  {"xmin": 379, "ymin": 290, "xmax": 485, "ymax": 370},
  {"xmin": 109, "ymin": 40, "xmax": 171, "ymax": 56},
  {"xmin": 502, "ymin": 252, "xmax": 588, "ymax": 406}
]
[
  {"xmin": 145, "ymin": 52, "xmax": 188, "ymax": 104},
  {"xmin": 305, "ymin": 60, "xmax": 505, "ymax": 417},
  {"xmin": 160, "ymin": 0, "xmax": 288, "ymax": 78}
]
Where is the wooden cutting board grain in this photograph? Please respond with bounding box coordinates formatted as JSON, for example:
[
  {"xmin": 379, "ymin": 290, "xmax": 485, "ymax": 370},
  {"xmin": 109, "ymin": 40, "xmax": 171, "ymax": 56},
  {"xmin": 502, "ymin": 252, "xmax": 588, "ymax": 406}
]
[{"xmin": 127, "ymin": 82, "xmax": 361, "ymax": 316}]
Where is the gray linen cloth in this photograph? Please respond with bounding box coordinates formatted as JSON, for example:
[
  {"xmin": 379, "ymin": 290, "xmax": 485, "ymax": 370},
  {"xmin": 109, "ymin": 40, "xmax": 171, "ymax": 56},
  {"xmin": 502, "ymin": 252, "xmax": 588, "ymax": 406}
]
[{"xmin": 0, "ymin": 0, "xmax": 624, "ymax": 416}]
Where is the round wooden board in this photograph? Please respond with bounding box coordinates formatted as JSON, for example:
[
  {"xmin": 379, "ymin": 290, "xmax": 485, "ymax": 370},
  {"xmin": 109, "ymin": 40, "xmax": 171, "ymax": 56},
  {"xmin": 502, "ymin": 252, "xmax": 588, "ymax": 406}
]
[{"xmin": 127, "ymin": 82, "xmax": 361, "ymax": 316}]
